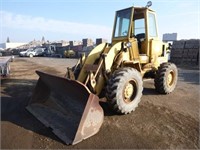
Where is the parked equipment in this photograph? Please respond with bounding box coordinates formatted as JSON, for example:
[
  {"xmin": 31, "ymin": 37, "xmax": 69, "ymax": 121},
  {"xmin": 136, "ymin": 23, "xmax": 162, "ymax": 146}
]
[
  {"xmin": 27, "ymin": 2, "xmax": 178, "ymax": 145},
  {"xmin": 64, "ymin": 49, "xmax": 76, "ymax": 58},
  {"xmin": 43, "ymin": 45, "xmax": 64, "ymax": 58}
]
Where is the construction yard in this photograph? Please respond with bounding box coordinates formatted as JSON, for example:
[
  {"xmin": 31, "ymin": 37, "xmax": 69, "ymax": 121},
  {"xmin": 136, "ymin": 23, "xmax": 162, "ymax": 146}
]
[{"xmin": 1, "ymin": 56, "xmax": 199, "ymax": 149}]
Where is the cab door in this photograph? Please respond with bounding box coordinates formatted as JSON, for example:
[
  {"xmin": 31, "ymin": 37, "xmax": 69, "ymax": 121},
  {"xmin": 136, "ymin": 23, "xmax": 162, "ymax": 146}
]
[
  {"xmin": 133, "ymin": 9, "xmax": 150, "ymax": 63},
  {"xmin": 147, "ymin": 11, "xmax": 163, "ymax": 63}
]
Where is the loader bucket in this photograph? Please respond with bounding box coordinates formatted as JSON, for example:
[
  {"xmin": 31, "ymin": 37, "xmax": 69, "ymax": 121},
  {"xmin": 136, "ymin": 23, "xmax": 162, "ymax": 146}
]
[{"xmin": 26, "ymin": 71, "xmax": 104, "ymax": 145}]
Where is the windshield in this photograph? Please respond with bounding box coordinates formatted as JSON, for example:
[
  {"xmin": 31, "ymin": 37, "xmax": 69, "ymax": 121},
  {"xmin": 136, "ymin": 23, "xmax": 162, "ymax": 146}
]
[
  {"xmin": 114, "ymin": 8, "xmax": 132, "ymax": 38},
  {"xmin": 27, "ymin": 48, "xmax": 34, "ymax": 52}
]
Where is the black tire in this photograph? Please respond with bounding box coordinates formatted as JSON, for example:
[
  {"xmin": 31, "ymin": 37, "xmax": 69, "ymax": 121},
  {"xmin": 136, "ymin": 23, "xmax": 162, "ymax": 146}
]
[
  {"xmin": 154, "ymin": 63, "xmax": 178, "ymax": 94},
  {"xmin": 106, "ymin": 67, "xmax": 143, "ymax": 114}
]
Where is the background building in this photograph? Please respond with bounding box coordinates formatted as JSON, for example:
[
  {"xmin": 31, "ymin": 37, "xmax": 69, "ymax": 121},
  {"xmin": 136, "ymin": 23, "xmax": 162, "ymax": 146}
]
[
  {"xmin": 0, "ymin": 42, "xmax": 27, "ymax": 49},
  {"xmin": 162, "ymin": 33, "xmax": 178, "ymax": 42}
]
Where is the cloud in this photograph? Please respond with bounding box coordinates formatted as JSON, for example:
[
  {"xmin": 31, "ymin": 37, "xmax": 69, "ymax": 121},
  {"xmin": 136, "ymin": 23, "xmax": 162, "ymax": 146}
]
[
  {"xmin": 0, "ymin": 10, "xmax": 112, "ymax": 39},
  {"xmin": 162, "ymin": 11, "xmax": 199, "ymax": 18}
]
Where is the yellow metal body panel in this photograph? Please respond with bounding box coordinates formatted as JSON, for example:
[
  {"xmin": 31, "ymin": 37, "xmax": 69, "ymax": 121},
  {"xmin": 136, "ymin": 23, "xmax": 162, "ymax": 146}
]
[
  {"xmin": 149, "ymin": 40, "xmax": 169, "ymax": 68},
  {"xmin": 104, "ymin": 42, "xmax": 122, "ymax": 71},
  {"xmin": 156, "ymin": 57, "xmax": 168, "ymax": 68},
  {"xmin": 139, "ymin": 55, "xmax": 149, "ymax": 64},
  {"xmin": 129, "ymin": 39, "xmax": 140, "ymax": 60},
  {"xmin": 149, "ymin": 40, "xmax": 163, "ymax": 65},
  {"xmin": 150, "ymin": 40, "xmax": 163, "ymax": 57}
]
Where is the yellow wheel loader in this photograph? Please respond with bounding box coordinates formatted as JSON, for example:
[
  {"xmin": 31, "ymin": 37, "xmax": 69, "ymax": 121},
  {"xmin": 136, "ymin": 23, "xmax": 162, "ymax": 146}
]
[{"xmin": 27, "ymin": 1, "xmax": 178, "ymax": 145}]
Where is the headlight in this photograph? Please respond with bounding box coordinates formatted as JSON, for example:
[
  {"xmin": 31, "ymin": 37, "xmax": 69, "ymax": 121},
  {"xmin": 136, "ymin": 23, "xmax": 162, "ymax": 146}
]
[{"xmin": 126, "ymin": 42, "xmax": 132, "ymax": 48}]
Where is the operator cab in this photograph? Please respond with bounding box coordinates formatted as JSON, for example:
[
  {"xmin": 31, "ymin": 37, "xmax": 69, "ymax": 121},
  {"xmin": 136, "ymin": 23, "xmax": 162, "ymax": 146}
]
[{"xmin": 112, "ymin": 4, "xmax": 158, "ymax": 55}]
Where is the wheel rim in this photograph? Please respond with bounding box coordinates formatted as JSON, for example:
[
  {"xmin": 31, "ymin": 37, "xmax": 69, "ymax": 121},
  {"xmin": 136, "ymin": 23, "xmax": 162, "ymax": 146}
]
[
  {"xmin": 167, "ymin": 70, "xmax": 174, "ymax": 87},
  {"xmin": 123, "ymin": 80, "xmax": 137, "ymax": 103}
]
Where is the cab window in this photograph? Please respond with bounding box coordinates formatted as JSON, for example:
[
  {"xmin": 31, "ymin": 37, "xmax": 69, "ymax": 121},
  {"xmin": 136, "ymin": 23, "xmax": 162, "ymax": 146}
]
[
  {"xmin": 148, "ymin": 12, "xmax": 157, "ymax": 37},
  {"xmin": 133, "ymin": 10, "xmax": 146, "ymax": 39},
  {"xmin": 114, "ymin": 8, "xmax": 132, "ymax": 37},
  {"xmin": 134, "ymin": 18, "xmax": 145, "ymax": 36}
]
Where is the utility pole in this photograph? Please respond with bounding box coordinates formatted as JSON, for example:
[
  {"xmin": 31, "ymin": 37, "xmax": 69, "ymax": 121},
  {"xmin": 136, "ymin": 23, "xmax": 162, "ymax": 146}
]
[
  {"xmin": 42, "ymin": 36, "xmax": 45, "ymax": 43},
  {"xmin": 6, "ymin": 37, "xmax": 10, "ymax": 43}
]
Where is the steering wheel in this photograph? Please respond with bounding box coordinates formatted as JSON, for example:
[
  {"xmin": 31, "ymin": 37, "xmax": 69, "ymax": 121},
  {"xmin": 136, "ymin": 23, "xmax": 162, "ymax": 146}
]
[{"xmin": 122, "ymin": 31, "xmax": 128, "ymax": 36}]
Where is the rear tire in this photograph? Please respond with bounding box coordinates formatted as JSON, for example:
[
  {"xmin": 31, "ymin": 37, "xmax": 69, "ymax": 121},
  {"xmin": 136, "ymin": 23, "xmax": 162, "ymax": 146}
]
[
  {"xmin": 106, "ymin": 67, "xmax": 143, "ymax": 114},
  {"xmin": 154, "ymin": 63, "xmax": 178, "ymax": 94}
]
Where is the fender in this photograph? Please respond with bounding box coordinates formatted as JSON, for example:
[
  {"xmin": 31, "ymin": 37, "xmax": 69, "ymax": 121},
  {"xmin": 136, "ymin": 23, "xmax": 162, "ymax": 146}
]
[{"xmin": 104, "ymin": 42, "xmax": 122, "ymax": 71}]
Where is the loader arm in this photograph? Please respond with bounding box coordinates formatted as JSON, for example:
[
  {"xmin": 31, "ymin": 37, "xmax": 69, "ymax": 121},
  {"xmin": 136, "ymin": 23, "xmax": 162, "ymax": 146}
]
[
  {"xmin": 77, "ymin": 42, "xmax": 123, "ymax": 95},
  {"xmin": 77, "ymin": 43, "xmax": 107, "ymax": 83}
]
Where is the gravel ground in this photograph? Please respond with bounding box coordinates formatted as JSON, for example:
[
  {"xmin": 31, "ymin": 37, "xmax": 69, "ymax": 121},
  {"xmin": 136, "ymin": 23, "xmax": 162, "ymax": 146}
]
[{"xmin": 1, "ymin": 57, "xmax": 199, "ymax": 149}]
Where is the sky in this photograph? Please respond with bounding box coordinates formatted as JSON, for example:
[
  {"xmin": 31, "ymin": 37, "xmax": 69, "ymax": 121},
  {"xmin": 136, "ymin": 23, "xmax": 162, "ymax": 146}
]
[{"xmin": 0, "ymin": 0, "xmax": 199, "ymax": 43}]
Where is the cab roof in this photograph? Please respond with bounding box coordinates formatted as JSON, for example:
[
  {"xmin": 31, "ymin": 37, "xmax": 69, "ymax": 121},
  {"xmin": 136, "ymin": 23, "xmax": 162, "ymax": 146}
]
[{"xmin": 116, "ymin": 6, "xmax": 155, "ymax": 13}]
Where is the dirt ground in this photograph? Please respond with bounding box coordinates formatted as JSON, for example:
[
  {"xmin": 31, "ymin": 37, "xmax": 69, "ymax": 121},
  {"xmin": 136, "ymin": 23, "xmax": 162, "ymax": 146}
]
[{"xmin": 1, "ymin": 57, "xmax": 199, "ymax": 149}]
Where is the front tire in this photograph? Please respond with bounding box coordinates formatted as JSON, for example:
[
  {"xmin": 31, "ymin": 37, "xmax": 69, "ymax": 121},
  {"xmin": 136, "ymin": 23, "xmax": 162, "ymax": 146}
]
[
  {"xmin": 106, "ymin": 67, "xmax": 143, "ymax": 114},
  {"xmin": 154, "ymin": 63, "xmax": 178, "ymax": 94}
]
